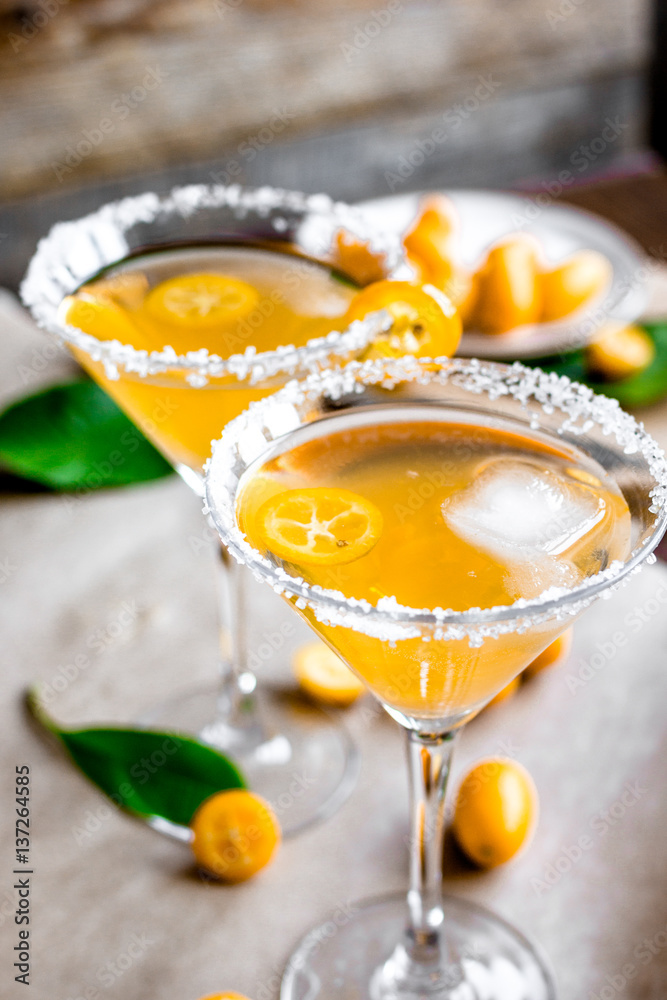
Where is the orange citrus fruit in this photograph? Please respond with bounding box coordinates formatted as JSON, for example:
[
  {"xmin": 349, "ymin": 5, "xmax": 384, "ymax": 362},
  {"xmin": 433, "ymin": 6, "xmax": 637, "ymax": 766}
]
[
  {"xmin": 586, "ymin": 322, "xmax": 655, "ymax": 381},
  {"xmin": 83, "ymin": 272, "xmax": 149, "ymax": 310},
  {"xmin": 63, "ymin": 294, "xmax": 143, "ymax": 344},
  {"xmin": 345, "ymin": 280, "xmax": 461, "ymax": 359},
  {"xmin": 145, "ymin": 273, "xmax": 259, "ymax": 328},
  {"xmin": 452, "ymin": 758, "xmax": 538, "ymax": 868},
  {"xmin": 197, "ymin": 994, "xmax": 252, "ymax": 1000},
  {"xmin": 256, "ymin": 487, "xmax": 383, "ymax": 566},
  {"xmin": 472, "ymin": 237, "xmax": 542, "ymax": 334},
  {"xmin": 190, "ymin": 790, "xmax": 280, "ymax": 882},
  {"xmin": 293, "ymin": 641, "xmax": 365, "ymax": 706},
  {"xmin": 524, "ymin": 628, "xmax": 573, "ymax": 678},
  {"xmin": 403, "ymin": 196, "xmax": 459, "ymax": 289},
  {"xmin": 540, "ymin": 250, "xmax": 612, "ymax": 322},
  {"xmin": 456, "ymin": 271, "xmax": 480, "ymax": 328},
  {"xmin": 486, "ymin": 676, "xmax": 521, "ymax": 708},
  {"xmin": 333, "ymin": 230, "xmax": 387, "ymax": 285}
]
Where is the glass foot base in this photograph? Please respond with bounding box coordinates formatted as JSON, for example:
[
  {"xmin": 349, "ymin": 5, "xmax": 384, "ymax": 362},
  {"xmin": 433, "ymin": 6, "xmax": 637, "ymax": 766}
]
[
  {"xmin": 281, "ymin": 893, "xmax": 556, "ymax": 1000},
  {"xmin": 141, "ymin": 683, "xmax": 360, "ymax": 838}
]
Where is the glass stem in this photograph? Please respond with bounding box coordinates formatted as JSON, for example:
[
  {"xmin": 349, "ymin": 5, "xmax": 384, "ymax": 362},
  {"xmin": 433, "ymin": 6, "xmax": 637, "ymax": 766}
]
[
  {"xmin": 374, "ymin": 728, "xmax": 461, "ymax": 998},
  {"xmin": 203, "ymin": 543, "xmax": 267, "ymax": 750}
]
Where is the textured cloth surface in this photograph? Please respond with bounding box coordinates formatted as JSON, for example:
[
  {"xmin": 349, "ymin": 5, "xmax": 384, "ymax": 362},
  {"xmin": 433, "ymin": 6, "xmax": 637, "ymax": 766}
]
[{"xmin": 1, "ymin": 289, "xmax": 666, "ymax": 1000}]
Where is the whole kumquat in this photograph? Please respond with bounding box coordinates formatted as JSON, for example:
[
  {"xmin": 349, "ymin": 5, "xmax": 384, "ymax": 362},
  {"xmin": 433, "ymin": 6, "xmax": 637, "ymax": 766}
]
[
  {"xmin": 540, "ymin": 250, "xmax": 611, "ymax": 323},
  {"xmin": 452, "ymin": 758, "xmax": 538, "ymax": 868},
  {"xmin": 587, "ymin": 322, "xmax": 655, "ymax": 381},
  {"xmin": 190, "ymin": 790, "xmax": 280, "ymax": 882},
  {"xmin": 472, "ymin": 236, "xmax": 542, "ymax": 335}
]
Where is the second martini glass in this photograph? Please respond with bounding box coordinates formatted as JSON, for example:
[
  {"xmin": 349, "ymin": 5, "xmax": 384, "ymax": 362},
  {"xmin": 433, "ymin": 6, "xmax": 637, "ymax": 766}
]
[
  {"xmin": 20, "ymin": 184, "xmax": 409, "ymax": 835},
  {"xmin": 205, "ymin": 355, "xmax": 667, "ymax": 997}
]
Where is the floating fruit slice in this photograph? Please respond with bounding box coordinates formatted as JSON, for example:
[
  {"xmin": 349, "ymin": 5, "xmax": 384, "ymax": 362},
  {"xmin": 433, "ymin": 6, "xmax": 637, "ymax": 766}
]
[
  {"xmin": 523, "ymin": 628, "xmax": 573, "ymax": 678},
  {"xmin": 83, "ymin": 272, "xmax": 149, "ymax": 310},
  {"xmin": 145, "ymin": 273, "xmax": 260, "ymax": 328},
  {"xmin": 293, "ymin": 641, "xmax": 365, "ymax": 706},
  {"xmin": 62, "ymin": 294, "xmax": 144, "ymax": 345},
  {"xmin": 586, "ymin": 322, "xmax": 655, "ymax": 381},
  {"xmin": 540, "ymin": 250, "xmax": 612, "ymax": 322},
  {"xmin": 345, "ymin": 280, "xmax": 462, "ymax": 359},
  {"xmin": 256, "ymin": 487, "xmax": 383, "ymax": 566},
  {"xmin": 190, "ymin": 789, "xmax": 280, "ymax": 882},
  {"xmin": 486, "ymin": 675, "xmax": 520, "ymax": 708},
  {"xmin": 472, "ymin": 236, "xmax": 542, "ymax": 335},
  {"xmin": 452, "ymin": 758, "xmax": 538, "ymax": 868}
]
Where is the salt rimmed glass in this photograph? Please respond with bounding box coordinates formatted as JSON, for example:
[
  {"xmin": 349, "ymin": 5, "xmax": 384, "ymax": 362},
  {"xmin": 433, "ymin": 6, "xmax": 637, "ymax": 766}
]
[
  {"xmin": 21, "ymin": 184, "xmax": 410, "ymax": 837},
  {"xmin": 205, "ymin": 355, "xmax": 667, "ymax": 999}
]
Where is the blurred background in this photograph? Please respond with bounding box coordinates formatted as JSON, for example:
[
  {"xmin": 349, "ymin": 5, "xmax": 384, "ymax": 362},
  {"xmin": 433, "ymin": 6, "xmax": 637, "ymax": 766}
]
[{"xmin": 0, "ymin": 0, "xmax": 665, "ymax": 289}]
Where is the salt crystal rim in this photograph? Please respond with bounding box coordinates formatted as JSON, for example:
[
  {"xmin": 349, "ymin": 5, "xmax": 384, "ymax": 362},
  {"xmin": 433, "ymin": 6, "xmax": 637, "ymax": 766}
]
[
  {"xmin": 20, "ymin": 183, "xmax": 410, "ymax": 384},
  {"xmin": 204, "ymin": 355, "xmax": 667, "ymax": 643}
]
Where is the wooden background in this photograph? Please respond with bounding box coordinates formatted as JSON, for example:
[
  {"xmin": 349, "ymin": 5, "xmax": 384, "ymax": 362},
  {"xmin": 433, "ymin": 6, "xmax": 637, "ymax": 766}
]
[{"xmin": 0, "ymin": 0, "xmax": 658, "ymax": 288}]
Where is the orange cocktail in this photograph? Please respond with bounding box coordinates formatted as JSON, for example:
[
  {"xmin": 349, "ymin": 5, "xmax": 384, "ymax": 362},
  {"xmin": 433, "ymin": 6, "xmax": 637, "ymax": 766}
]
[
  {"xmin": 60, "ymin": 245, "xmax": 358, "ymax": 473},
  {"xmin": 237, "ymin": 409, "xmax": 631, "ymax": 724},
  {"xmin": 205, "ymin": 355, "xmax": 666, "ymax": 999},
  {"xmin": 21, "ymin": 185, "xmax": 411, "ymax": 835}
]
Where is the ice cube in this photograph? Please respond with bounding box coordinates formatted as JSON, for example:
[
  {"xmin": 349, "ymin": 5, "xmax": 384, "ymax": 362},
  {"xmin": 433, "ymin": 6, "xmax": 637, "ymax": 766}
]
[{"xmin": 441, "ymin": 458, "xmax": 605, "ymax": 561}]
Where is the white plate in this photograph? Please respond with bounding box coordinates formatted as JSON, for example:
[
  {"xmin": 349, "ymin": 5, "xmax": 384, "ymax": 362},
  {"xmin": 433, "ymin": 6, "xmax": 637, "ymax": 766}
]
[{"xmin": 356, "ymin": 190, "xmax": 648, "ymax": 359}]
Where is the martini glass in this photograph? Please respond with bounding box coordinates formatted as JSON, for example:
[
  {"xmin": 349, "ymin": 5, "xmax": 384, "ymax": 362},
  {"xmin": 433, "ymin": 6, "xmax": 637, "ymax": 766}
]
[
  {"xmin": 205, "ymin": 355, "xmax": 667, "ymax": 998},
  {"xmin": 21, "ymin": 184, "xmax": 409, "ymax": 836}
]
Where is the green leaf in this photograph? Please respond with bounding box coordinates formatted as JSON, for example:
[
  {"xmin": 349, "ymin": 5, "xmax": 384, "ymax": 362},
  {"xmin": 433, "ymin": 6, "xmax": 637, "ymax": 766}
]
[
  {"xmin": 27, "ymin": 691, "xmax": 246, "ymax": 827},
  {"xmin": 0, "ymin": 380, "xmax": 173, "ymax": 490}
]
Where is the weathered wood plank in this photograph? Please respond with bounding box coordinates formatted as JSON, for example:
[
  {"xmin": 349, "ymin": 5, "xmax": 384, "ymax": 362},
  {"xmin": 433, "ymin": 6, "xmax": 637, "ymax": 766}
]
[
  {"xmin": 0, "ymin": 0, "xmax": 652, "ymax": 199},
  {"xmin": 0, "ymin": 71, "xmax": 646, "ymax": 290}
]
